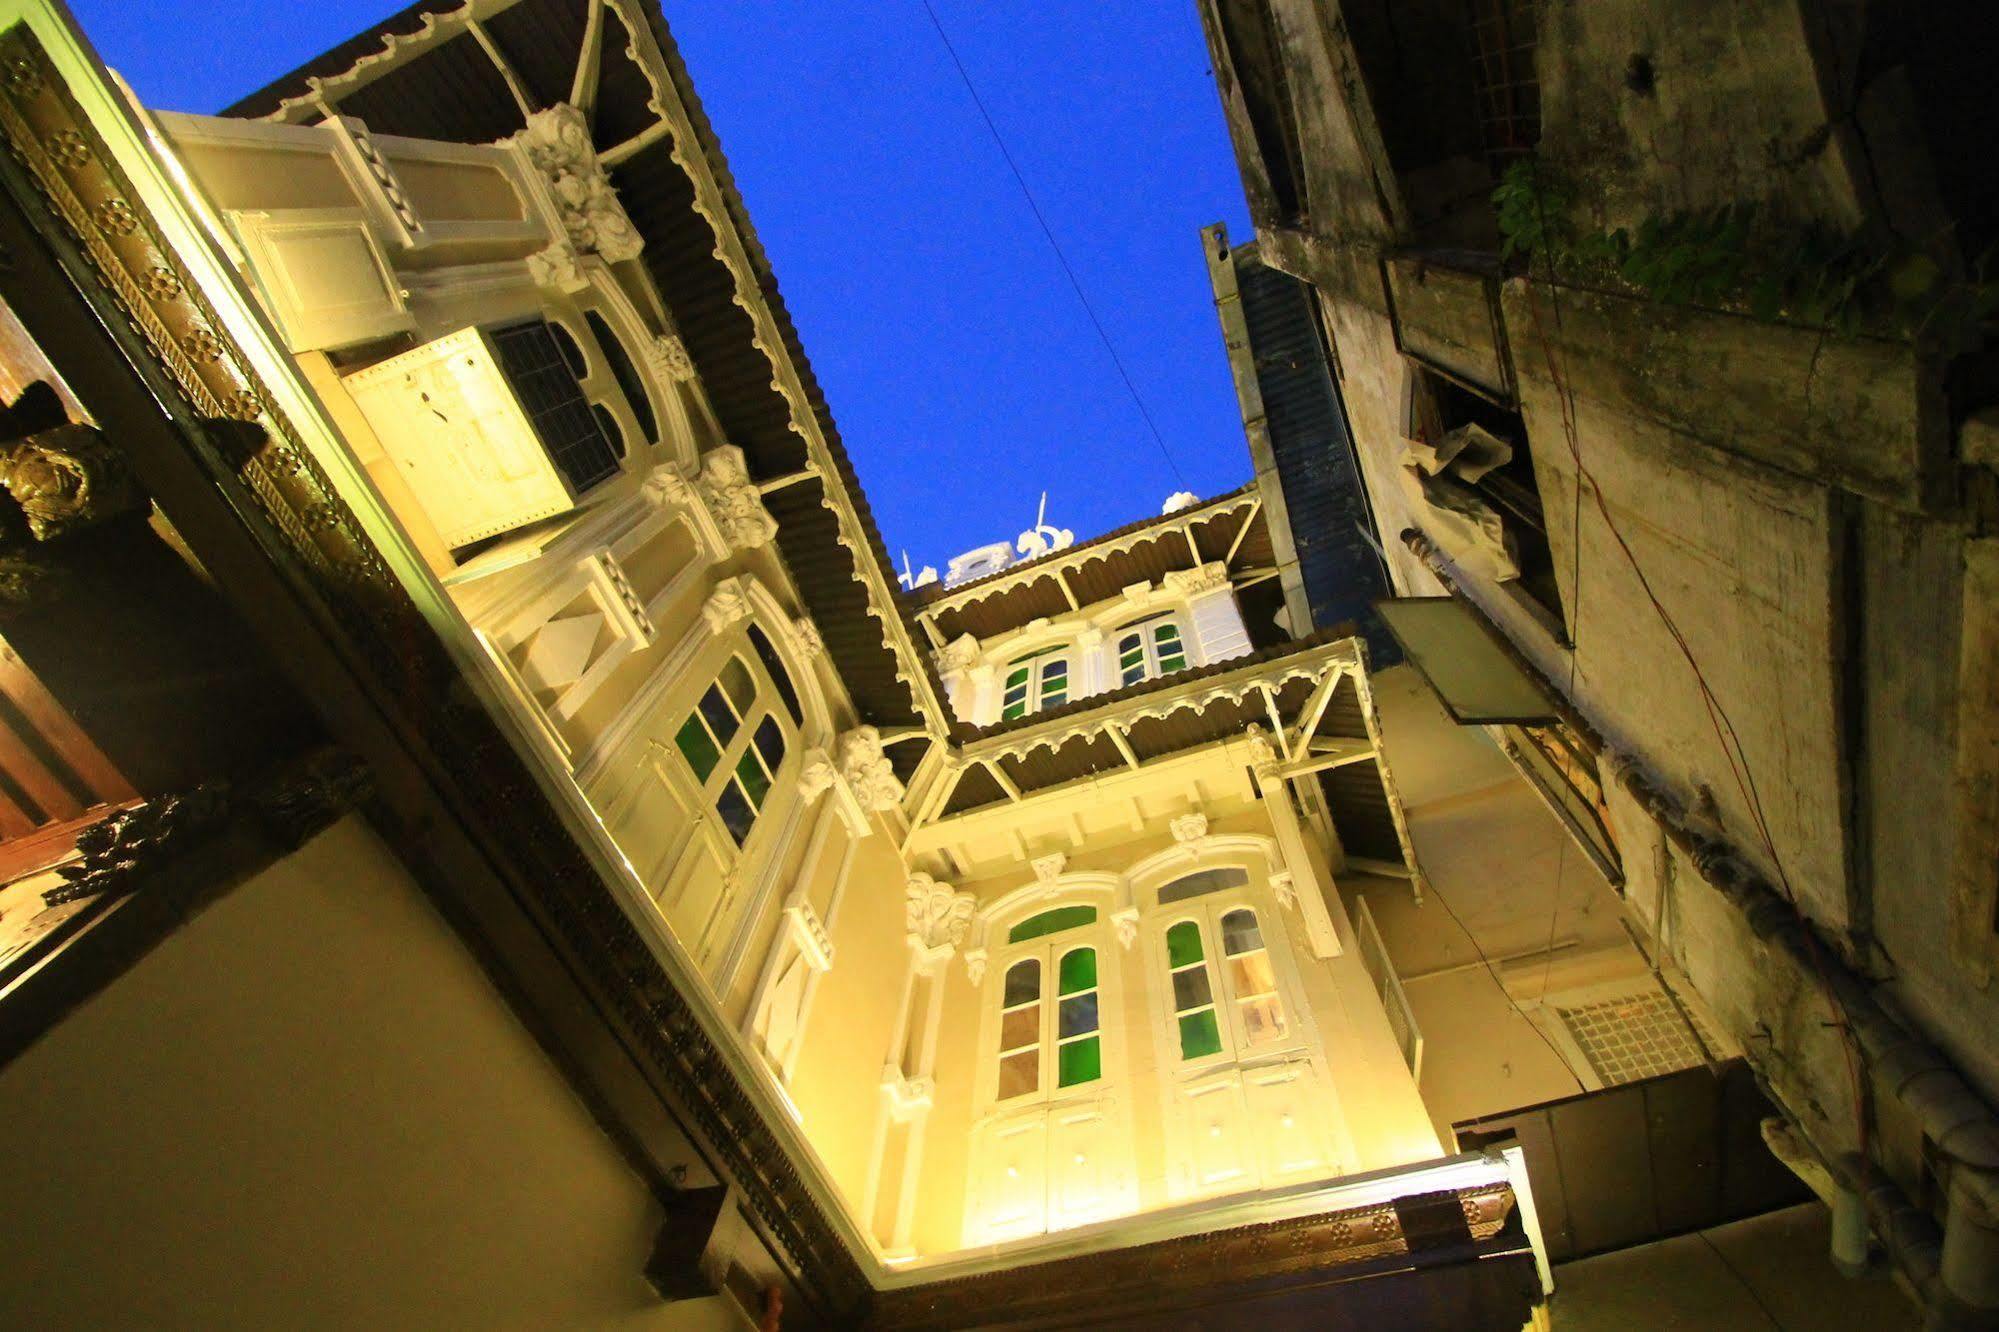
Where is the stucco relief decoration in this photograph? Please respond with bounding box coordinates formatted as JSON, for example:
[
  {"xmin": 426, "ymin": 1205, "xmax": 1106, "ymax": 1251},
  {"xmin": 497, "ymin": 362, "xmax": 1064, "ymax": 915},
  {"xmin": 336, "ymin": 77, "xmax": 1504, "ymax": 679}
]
[
  {"xmin": 1031, "ymin": 852, "xmax": 1067, "ymax": 887},
  {"xmin": 836, "ymin": 725, "xmax": 904, "ymax": 811},
  {"xmin": 1164, "ymin": 561, "xmax": 1230, "ymax": 597},
  {"xmin": 511, "ymin": 103, "xmax": 645, "ymax": 267},
  {"xmin": 694, "ymin": 445, "xmax": 778, "ymax": 551},
  {"xmin": 640, "ymin": 462, "xmax": 694, "ymax": 509},
  {"xmin": 0, "ymin": 422, "xmax": 143, "ymax": 542},
  {"xmin": 646, "ymin": 330, "xmax": 697, "ymax": 384},
  {"xmin": 1271, "ymin": 871, "xmax": 1298, "ymax": 911},
  {"xmin": 1169, "ymin": 812, "xmax": 1210, "ymax": 845},
  {"xmin": 932, "ymin": 633, "xmax": 979, "ymax": 675},
  {"xmin": 905, "ymin": 873, "xmax": 975, "ymax": 953},
  {"xmin": 700, "ymin": 577, "xmax": 751, "ymax": 633},
  {"xmin": 1112, "ymin": 907, "xmax": 1139, "ymax": 950},
  {"xmin": 962, "ymin": 946, "xmax": 988, "ymax": 986},
  {"xmin": 796, "ymin": 748, "xmax": 837, "ymax": 803},
  {"xmin": 792, "ymin": 615, "xmax": 824, "ymax": 661}
]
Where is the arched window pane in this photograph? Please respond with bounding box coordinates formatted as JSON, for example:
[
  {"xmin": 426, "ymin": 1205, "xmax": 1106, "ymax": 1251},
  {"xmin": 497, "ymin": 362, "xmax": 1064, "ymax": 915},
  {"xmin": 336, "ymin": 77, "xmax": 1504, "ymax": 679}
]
[
  {"xmin": 720, "ymin": 657, "xmax": 756, "ymax": 712},
  {"xmin": 747, "ymin": 623, "xmax": 803, "ymax": 726},
  {"xmin": 1057, "ymin": 946, "xmax": 1096, "ymax": 995},
  {"xmin": 1055, "ymin": 946, "xmax": 1100, "ymax": 1088},
  {"xmin": 1220, "ymin": 908, "xmax": 1264, "ymax": 956},
  {"xmin": 549, "ymin": 320, "xmax": 588, "ymax": 379},
  {"xmin": 1165, "ymin": 920, "xmax": 1205, "ymax": 968},
  {"xmin": 1002, "ymin": 958, "xmax": 1041, "ymax": 1009}
]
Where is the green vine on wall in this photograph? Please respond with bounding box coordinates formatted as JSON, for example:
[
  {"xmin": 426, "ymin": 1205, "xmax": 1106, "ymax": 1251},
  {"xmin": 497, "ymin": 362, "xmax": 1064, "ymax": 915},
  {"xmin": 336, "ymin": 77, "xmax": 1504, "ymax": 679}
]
[{"xmin": 1493, "ymin": 157, "xmax": 1998, "ymax": 342}]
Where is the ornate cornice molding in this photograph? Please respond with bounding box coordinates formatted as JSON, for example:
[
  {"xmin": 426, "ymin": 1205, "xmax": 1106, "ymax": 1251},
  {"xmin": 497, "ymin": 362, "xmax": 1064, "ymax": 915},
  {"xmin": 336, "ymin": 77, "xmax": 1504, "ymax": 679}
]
[{"xmin": 0, "ymin": 24, "xmax": 869, "ymax": 1315}]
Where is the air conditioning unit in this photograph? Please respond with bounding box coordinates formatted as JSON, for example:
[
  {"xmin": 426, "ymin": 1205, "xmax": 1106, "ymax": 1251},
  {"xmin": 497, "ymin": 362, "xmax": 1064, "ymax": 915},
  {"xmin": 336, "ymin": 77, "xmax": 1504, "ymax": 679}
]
[{"xmin": 342, "ymin": 321, "xmax": 624, "ymax": 550}]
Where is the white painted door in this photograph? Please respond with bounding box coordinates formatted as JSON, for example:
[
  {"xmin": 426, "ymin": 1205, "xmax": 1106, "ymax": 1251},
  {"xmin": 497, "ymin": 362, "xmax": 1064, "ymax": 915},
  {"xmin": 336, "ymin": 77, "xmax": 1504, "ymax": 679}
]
[
  {"xmin": 1159, "ymin": 894, "xmax": 1338, "ymax": 1200},
  {"xmin": 968, "ymin": 924, "xmax": 1129, "ymax": 1243},
  {"xmin": 976, "ymin": 1108, "xmax": 1050, "ymax": 1244}
]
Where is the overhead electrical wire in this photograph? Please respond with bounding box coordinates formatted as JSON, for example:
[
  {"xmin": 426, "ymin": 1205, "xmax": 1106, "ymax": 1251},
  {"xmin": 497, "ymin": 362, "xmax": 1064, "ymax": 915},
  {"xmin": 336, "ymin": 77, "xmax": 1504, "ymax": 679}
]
[{"xmin": 917, "ymin": 0, "xmax": 1191, "ymax": 491}]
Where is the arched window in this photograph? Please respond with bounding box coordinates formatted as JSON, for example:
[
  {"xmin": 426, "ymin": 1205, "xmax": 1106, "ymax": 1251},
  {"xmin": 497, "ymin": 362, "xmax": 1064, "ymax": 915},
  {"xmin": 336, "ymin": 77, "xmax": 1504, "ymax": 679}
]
[
  {"xmin": 992, "ymin": 932, "xmax": 1103, "ymax": 1101},
  {"xmin": 1001, "ymin": 646, "xmax": 1069, "ymax": 721},
  {"xmin": 672, "ymin": 653, "xmax": 790, "ymax": 847},
  {"xmin": 1114, "ymin": 613, "xmax": 1188, "ymax": 687}
]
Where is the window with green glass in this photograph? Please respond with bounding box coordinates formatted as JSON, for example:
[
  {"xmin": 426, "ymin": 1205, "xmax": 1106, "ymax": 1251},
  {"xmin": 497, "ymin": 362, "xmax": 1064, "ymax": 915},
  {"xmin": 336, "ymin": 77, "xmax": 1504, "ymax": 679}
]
[
  {"xmin": 1055, "ymin": 946, "xmax": 1100, "ymax": 1087},
  {"xmin": 1007, "ymin": 904, "xmax": 1097, "ymax": 944},
  {"xmin": 1115, "ymin": 614, "xmax": 1190, "ymax": 687},
  {"xmin": 1000, "ymin": 648, "xmax": 1069, "ymax": 721},
  {"xmin": 1167, "ymin": 919, "xmax": 1224, "ymax": 1060},
  {"xmin": 673, "ymin": 653, "xmax": 789, "ymax": 848}
]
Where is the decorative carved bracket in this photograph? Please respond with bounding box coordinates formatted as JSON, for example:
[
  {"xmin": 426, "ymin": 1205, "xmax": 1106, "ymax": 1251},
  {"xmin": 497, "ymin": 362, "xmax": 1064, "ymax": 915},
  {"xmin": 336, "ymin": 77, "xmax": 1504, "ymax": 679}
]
[
  {"xmin": 507, "ymin": 102, "xmax": 644, "ymax": 278},
  {"xmin": 837, "ymin": 726, "xmax": 904, "ymax": 813},
  {"xmin": 906, "ymin": 872, "xmax": 974, "ymax": 973}
]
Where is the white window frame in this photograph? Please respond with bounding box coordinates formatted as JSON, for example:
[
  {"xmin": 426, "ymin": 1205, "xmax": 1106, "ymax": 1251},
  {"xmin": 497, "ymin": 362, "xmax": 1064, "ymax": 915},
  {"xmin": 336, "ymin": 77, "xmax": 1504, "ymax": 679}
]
[
  {"xmin": 998, "ymin": 645, "xmax": 1073, "ymax": 721},
  {"xmin": 1110, "ymin": 611, "xmax": 1190, "ymax": 688},
  {"xmin": 1144, "ymin": 867, "xmax": 1310, "ymax": 1071},
  {"xmin": 978, "ymin": 904, "xmax": 1115, "ymax": 1110},
  {"xmin": 668, "ymin": 648, "xmax": 796, "ymax": 857}
]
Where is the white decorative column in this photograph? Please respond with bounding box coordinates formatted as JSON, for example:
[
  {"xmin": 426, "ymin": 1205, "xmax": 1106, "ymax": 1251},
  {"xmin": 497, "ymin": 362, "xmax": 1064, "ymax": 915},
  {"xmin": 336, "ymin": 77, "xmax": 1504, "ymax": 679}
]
[
  {"xmin": 1076, "ymin": 625, "xmax": 1107, "ymax": 698},
  {"xmin": 1246, "ymin": 726, "xmax": 1343, "ymax": 958},
  {"xmin": 1167, "ymin": 561, "xmax": 1251, "ymax": 666},
  {"xmin": 868, "ymin": 873, "xmax": 975, "ymax": 1254}
]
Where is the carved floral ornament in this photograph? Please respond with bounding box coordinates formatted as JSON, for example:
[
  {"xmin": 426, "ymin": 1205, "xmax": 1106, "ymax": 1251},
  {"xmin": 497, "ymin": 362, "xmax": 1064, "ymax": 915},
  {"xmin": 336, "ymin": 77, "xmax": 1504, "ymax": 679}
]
[
  {"xmin": 905, "ymin": 872, "xmax": 976, "ymax": 953},
  {"xmin": 509, "ymin": 103, "xmax": 645, "ymax": 279},
  {"xmin": 835, "ymin": 725, "xmax": 904, "ymax": 811},
  {"xmin": 1169, "ymin": 811, "xmax": 1210, "ymax": 845},
  {"xmin": 700, "ymin": 576, "xmax": 751, "ymax": 633},
  {"xmin": 791, "ymin": 615, "xmax": 824, "ymax": 661},
  {"xmin": 692, "ymin": 445, "xmax": 778, "ymax": 552},
  {"xmin": 932, "ymin": 632, "xmax": 980, "ymax": 675},
  {"xmin": 795, "ymin": 748, "xmax": 837, "ymax": 802}
]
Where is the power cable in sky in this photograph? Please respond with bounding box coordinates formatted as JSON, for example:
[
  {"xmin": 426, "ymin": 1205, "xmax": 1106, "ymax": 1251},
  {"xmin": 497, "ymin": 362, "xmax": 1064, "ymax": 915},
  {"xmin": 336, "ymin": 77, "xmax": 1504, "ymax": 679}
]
[{"xmin": 917, "ymin": 1, "xmax": 1191, "ymax": 492}]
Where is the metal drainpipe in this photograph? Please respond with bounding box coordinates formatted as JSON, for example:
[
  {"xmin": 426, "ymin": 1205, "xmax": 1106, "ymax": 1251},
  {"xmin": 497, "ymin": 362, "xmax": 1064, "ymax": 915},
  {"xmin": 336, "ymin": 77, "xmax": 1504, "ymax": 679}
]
[{"xmin": 1402, "ymin": 526, "xmax": 1999, "ymax": 1322}]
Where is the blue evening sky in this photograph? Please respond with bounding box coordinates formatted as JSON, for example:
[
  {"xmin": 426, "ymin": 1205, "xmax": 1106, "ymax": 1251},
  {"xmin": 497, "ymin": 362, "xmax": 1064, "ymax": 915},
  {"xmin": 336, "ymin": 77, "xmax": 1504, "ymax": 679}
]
[{"xmin": 72, "ymin": 1, "xmax": 1254, "ymax": 573}]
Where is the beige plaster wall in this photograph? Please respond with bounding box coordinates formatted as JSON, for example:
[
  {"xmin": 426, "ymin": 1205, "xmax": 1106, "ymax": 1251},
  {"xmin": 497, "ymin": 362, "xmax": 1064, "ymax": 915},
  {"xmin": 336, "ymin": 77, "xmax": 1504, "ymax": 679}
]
[
  {"xmin": 788, "ymin": 829, "xmax": 910, "ymax": 1219},
  {"xmin": 0, "ymin": 815, "xmax": 743, "ymax": 1332}
]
